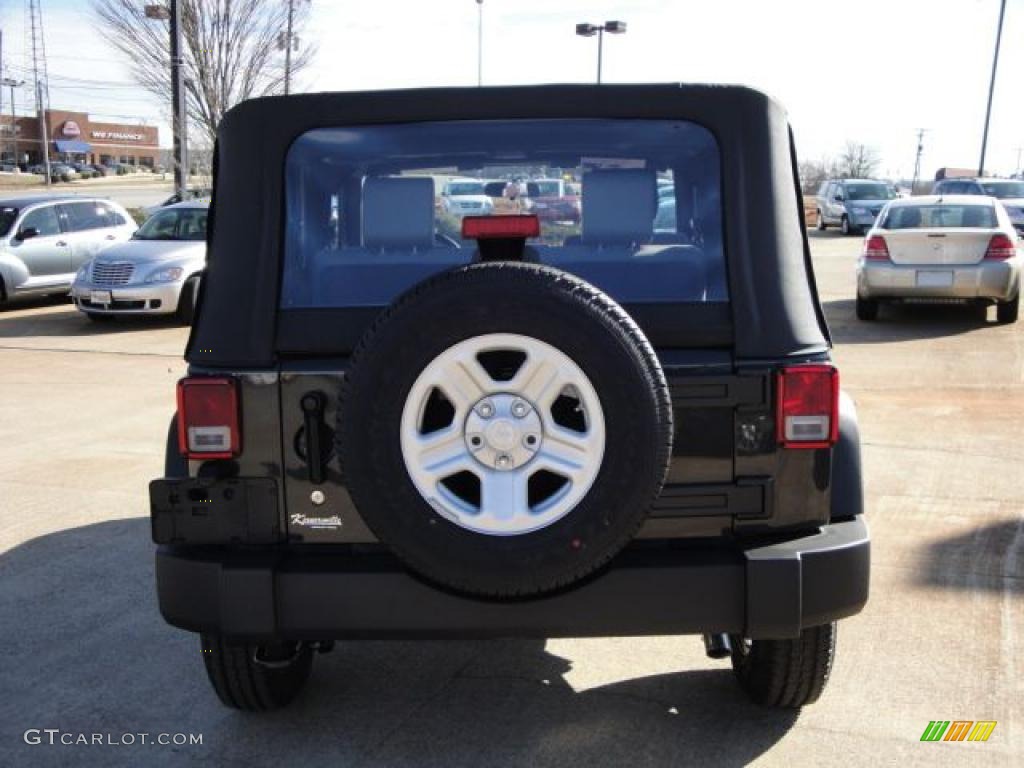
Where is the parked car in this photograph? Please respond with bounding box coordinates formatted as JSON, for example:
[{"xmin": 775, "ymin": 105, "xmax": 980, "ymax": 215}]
[
  {"xmin": 149, "ymin": 84, "xmax": 869, "ymax": 712},
  {"xmin": 440, "ymin": 178, "xmax": 495, "ymax": 216},
  {"xmin": 143, "ymin": 187, "xmax": 213, "ymax": 217},
  {"xmin": 856, "ymin": 195, "xmax": 1020, "ymax": 322},
  {"xmin": 50, "ymin": 164, "xmax": 79, "ymax": 182},
  {"xmin": 90, "ymin": 164, "xmax": 110, "ymax": 177},
  {"xmin": 70, "ymin": 163, "xmax": 96, "ymax": 179},
  {"xmin": 523, "ymin": 178, "xmax": 581, "ymax": 223},
  {"xmin": 0, "ymin": 163, "xmax": 19, "ymax": 173},
  {"xmin": 28, "ymin": 163, "xmax": 78, "ymax": 182},
  {"xmin": 816, "ymin": 178, "xmax": 897, "ymax": 235},
  {"xmin": 71, "ymin": 201, "xmax": 208, "ymax": 324},
  {"xmin": 932, "ymin": 177, "xmax": 1024, "ymax": 234},
  {"xmin": 0, "ymin": 196, "xmax": 136, "ymax": 302}
]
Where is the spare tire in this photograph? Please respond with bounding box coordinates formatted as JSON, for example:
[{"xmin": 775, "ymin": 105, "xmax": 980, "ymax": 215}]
[{"xmin": 338, "ymin": 262, "xmax": 672, "ymax": 598}]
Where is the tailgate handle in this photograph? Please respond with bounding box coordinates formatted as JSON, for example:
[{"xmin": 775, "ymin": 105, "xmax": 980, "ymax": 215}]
[{"xmin": 300, "ymin": 391, "xmax": 327, "ymax": 485}]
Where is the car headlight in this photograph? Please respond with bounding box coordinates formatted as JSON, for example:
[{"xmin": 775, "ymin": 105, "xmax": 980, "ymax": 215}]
[
  {"xmin": 75, "ymin": 264, "xmax": 90, "ymax": 281},
  {"xmin": 145, "ymin": 266, "xmax": 185, "ymax": 284}
]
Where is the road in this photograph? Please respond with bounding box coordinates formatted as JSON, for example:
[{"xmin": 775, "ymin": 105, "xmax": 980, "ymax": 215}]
[
  {"xmin": 0, "ymin": 180, "xmax": 177, "ymax": 209},
  {"xmin": 0, "ymin": 233, "xmax": 1020, "ymax": 767}
]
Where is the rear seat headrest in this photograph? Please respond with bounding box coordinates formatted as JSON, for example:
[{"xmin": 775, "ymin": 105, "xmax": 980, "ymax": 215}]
[
  {"xmin": 582, "ymin": 169, "xmax": 657, "ymax": 244},
  {"xmin": 363, "ymin": 176, "xmax": 435, "ymax": 249}
]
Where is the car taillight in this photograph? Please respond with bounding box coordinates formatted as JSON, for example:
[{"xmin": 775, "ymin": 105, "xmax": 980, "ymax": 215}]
[
  {"xmin": 776, "ymin": 365, "xmax": 839, "ymax": 449},
  {"xmin": 863, "ymin": 235, "xmax": 890, "ymax": 261},
  {"xmin": 462, "ymin": 214, "xmax": 540, "ymax": 239},
  {"xmin": 984, "ymin": 233, "xmax": 1016, "ymax": 260},
  {"xmin": 176, "ymin": 377, "xmax": 240, "ymax": 459}
]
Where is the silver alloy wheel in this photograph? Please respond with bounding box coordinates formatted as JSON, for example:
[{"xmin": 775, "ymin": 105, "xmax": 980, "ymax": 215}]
[{"xmin": 400, "ymin": 333, "xmax": 606, "ymax": 536}]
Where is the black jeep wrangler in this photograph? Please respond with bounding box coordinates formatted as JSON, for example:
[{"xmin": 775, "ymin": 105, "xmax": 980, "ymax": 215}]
[{"xmin": 150, "ymin": 84, "xmax": 869, "ymax": 711}]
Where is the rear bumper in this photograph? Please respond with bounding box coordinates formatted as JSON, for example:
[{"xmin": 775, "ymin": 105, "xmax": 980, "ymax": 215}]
[
  {"xmin": 857, "ymin": 257, "xmax": 1020, "ymax": 301},
  {"xmin": 154, "ymin": 516, "xmax": 870, "ymax": 642}
]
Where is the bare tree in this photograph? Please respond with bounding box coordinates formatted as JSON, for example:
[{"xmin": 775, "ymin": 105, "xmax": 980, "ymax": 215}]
[
  {"xmin": 798, "ymin": 156, "xmax": 840, "ymax": 195},
  {"xmin": 92, "ymin": 0, "xmax": 315, "ymax": 145},
  {"xmin": 837, "ymin": 141, "xmax": 880, "ymax": 179}
]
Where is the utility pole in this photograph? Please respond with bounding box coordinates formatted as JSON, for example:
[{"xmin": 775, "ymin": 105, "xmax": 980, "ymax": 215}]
[
  {"xmin": 476, "ymin": 0, "xmax": 484, "ymax": 86},
  {"xmin": 36, "ymin": 80, "xmax": 50, "ymax": 185},
  {"xmin": 1014, "ymin": 146, "xmax": 1022, "ymax": 176},
  {"xmin": 28, "ymin": 0, "xmax": 51, "ymax": 185},
  {"xmin": 280, "ymin": 0, "xmax": 308, "ymax": 95},
  {"xmin": 910, "ymin": 129, "xmax": 926, "ymax": 195},
  {"xmin": 979, "ymin": 0, "xmax": 1006, "ymax": 177}
]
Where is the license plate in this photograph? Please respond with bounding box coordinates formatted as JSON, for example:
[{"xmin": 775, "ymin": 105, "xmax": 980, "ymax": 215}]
[
  {"xmin": 90, "ymin": 290, "xmax": 112, "ymax": 304},
  {"xmin": 916, "ymin": 271, "xmax": 953, "ymax": 288}
]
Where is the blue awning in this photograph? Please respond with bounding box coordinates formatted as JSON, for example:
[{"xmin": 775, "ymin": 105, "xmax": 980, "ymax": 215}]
[{"xmin": 54, "ymin": 139, "xmax": 92, "ymax": 153}]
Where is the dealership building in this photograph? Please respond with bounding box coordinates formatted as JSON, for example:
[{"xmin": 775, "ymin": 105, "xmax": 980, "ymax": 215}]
[{"xmin": 0, "ymin": 108, "xmax": 159, "ymax": 168}]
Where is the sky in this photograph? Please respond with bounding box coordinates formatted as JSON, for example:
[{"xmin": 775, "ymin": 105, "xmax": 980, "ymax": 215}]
[{"xmin": 1, "ymin": 0, "xmax": 1022, "ymax": 180}]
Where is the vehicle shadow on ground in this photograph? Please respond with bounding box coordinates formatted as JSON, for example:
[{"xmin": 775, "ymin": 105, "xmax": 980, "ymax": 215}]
[
  {"xmin": 0, "ymin": 519, "xmax": 798, "ymax": 768},
  {"xmin": 917, "ymin": 518, "xmax": 1024, "ymax": 594},
  {"xmin": 822, "ymin": 298, "xmax": 994, "ymax": 344},
  {"xmin": 807, "ymin": 229, "xmax": 855, "ymax": 240},
  {"xmin": 0, "ymin": 301, "xmax": 182, "ymax": 338}
]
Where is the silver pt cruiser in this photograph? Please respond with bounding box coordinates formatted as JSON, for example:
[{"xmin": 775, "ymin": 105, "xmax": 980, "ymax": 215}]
[
  {"xmin": 856, "ymin": 195, "xmax": 1021, "ymax": 323},
  {"xmin": 71, "ymin": 201, "xmax": 208, "ymax": 324}
]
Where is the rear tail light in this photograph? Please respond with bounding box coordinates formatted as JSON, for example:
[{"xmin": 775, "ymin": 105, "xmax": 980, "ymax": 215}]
[
  {"xmin": 176, "ymin": 377, "xmax": 240, "ymax": 459},
  {"xmin": 984, "ymin": 233, "xmax": 1016, "ymax": 260},
  {"xmin": 863, "ymin": 235, "xmax": 890, "ymax": 261},
  {"xmin": 776, "ymin": 365, "xmax": 839, "ymax": 449},
  {"xmin": 462, "ymin": 214, "xmax": 540, "ymax": 239}
]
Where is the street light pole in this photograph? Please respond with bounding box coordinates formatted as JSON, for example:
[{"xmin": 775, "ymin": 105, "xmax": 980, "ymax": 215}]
[
  {"xmin": 978, "ymin": 0, "xmax": 1006, "ymax": 177},
  {"xmin": 575, "ymin": 21, "xmax": 626, "ymax": 84},
  {"xmin": 145, "ymin": 2, "xmax": 188, "ymax": 199},
  {"xmin": 476, "ymin": 0, "xmax": 483, "ymax": 87},
  {"xmin": 169, "ymin": 0, "xmax": 188, "ymax": 198},
  {"xmin": 1, "ymin": 78, "xmax": 22, "ymax": 167},
  {"xmin": 284, "ymin": 0, "xmax": 294, "ymax": 95}
]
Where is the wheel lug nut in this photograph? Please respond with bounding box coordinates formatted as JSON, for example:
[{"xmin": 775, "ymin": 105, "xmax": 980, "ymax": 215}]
[
  {"xmin": 511, "ymin": 401, "xmax": 529, "ymax": 418},
  {"xmin": 477, "ymin": 401, "xmax": 495, "ymax": 418},
  {"xmin": 496, "ymin": 454, "xmax": 512, "ymax": 468}
]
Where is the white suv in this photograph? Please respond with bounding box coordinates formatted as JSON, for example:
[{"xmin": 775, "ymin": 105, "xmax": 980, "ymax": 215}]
[
  {"xmin": 440, "ymin": 178, "xmax": 494, "ymax": 217},
  {"xmin": 0, "ymin": 195, "xmax": 136, "ymax": 303}
]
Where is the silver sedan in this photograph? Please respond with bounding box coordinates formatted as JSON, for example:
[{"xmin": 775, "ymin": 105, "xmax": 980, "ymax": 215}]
[{"xmin": 856, "ymin": 195, "xmax": 1020, "ymax": 323}]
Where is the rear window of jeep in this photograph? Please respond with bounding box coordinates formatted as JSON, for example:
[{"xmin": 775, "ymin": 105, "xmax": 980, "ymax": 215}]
[{"xmin": 281, "ymin": 119, "xmax": 727, "ymax": 308}]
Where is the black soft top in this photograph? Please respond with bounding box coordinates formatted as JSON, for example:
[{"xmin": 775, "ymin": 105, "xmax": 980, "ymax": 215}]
[{"xmin": 188, "ymin": 83, "xmax": 829, "ymax": 366}]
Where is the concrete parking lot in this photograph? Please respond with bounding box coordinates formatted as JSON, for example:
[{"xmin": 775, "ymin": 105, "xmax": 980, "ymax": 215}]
[{"xmin": 0, "ymin": 234, "xmax": 1020, "ymax": 767}]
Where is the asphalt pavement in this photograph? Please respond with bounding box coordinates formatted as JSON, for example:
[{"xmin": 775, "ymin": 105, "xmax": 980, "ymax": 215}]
[
  {"xmin": 0, "ymin": 178, "xmax": 179, "ymax": 209},
  {"xmin": 0, "ymin": 234, "xmax": 1020, "ymax": 767}
]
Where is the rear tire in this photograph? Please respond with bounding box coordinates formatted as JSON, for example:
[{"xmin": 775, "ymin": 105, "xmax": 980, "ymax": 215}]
[
  {"xmin": 176, "ymin": 276, "xmax": 198, "ymax": 325},
  {"xmin": 815, "ymin": 211, "xmax": 825, "ymax": 231},
  {"xmin": 730, "ymin": 622, "xmax": 837, "ymax": 708},
  {"xmin": 997, "ymin": 294, "xmax": 1019, "ymax": 323},
  {"xmin": 200, "ymin": 634, "xmax": 313, "ymax": 711},
  {"xmin": 855, "ymin": 295, "xmax": 879, "ymax": 321},
  {"xmin": 840, "ymin": 216, "xmax": 856, "ymax": 236}
]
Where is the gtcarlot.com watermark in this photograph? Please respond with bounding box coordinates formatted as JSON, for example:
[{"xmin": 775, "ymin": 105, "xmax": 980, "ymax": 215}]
[{"xmin": 24, "ymin": 729, "xmax": 203, "ymax": 747}]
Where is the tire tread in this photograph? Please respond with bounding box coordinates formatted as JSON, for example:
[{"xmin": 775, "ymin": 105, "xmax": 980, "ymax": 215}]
[{"xmin": 730, "ymin": 622, "xmax": 837, "ymax": 708}]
